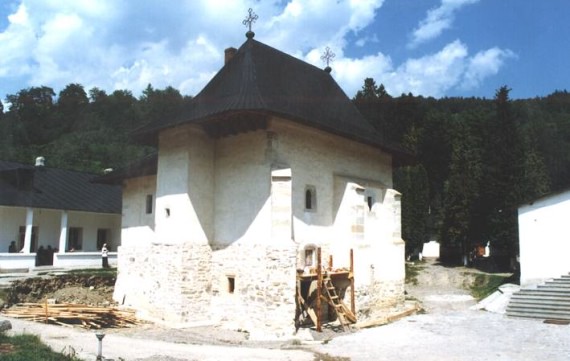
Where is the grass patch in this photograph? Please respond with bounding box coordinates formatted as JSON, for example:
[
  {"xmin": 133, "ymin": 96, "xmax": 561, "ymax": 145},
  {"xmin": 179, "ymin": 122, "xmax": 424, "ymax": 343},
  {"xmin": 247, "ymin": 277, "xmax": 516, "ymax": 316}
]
[
  {"xmin": 469, "ymin": 273, "xmax": 511, "ymax": 300},
  {"xmin": 405, "ymin": 261, "xmax": 424, "ymax": 285},
  {"xmin": 65, "ymin": 268, "xmax": 117, "ymax": 278},
  {"xmin": 0, "ymin": 334, "xmax": 83, "ymax": 361}
]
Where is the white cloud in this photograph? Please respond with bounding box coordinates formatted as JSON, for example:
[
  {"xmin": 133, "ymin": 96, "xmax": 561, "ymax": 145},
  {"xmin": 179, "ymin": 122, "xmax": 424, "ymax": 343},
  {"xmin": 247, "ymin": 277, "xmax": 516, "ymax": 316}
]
[
  {"xmin": 461, "ymin": 47, "xmax": 516, "ymax": 90},
  {"xmin": 409, "ymin": 0, "xmax": 479, "ymax": 48},
  {"xmin": 0, "ymin": 0, "xmax": 512, "ymax": 103}
]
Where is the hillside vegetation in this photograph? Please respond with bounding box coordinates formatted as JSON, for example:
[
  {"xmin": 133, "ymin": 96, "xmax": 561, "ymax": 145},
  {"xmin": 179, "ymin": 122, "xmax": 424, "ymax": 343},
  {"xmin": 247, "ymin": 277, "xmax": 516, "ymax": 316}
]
[{"xmin": 2, "ymin": 81, "xmax": 569, "ymax": 265}]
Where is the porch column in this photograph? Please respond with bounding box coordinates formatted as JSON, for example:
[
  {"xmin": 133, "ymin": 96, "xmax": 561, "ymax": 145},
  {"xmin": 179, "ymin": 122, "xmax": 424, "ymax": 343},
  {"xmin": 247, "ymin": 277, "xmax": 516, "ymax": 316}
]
[
  {"xmin": 23, "ymin": 207, "xmax": 33, "ymax": 254},
  {"xmin": 58, "ymin": 211, "xmax": 68, "ymax": 253}
]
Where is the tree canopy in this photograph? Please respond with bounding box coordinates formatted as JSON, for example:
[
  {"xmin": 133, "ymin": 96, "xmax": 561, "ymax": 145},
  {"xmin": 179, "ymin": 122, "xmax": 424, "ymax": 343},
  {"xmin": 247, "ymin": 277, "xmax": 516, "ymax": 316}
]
[{"xmin": 1, "ymin": 80, "xmax": 569, "ymax": 268}]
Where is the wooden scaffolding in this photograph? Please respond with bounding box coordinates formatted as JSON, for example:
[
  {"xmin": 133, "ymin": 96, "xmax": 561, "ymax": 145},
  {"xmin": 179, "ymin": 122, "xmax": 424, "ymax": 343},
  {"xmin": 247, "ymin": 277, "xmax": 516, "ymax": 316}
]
[{"xmin": 295, "ymin": 248, "xmax": 357, "ymax": 332}]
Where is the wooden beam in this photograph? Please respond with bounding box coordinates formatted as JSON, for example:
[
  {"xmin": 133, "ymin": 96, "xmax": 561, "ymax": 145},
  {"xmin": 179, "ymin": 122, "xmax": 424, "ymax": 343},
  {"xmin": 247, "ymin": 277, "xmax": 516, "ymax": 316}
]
[
  {"xmin": 350, "ymin": 248, "xmax": 356, "ymax": 316},
  {"xmin": 316, "ymin": 247, "xmax": 322, "ymax": 332}
]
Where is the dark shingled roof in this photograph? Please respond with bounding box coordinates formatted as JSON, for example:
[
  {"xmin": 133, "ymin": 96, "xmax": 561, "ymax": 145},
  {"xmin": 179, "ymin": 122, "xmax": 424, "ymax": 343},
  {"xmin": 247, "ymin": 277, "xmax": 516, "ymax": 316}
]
[
  {"xmin": 136, "ymin": 36, "xmax": 409, "ymax": 158},
  {"xmin": 0, "ymin": 160, "xmax": 121, "ymax": 214}
]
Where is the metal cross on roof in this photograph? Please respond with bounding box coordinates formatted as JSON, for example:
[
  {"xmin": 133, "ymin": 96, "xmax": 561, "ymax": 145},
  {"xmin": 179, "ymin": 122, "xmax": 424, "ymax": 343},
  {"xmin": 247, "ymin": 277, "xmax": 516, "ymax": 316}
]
[
  {"xmin": 321, "ymin": 46, "xmax": 336, "ymax": 72},
  {"xmin": 243, "ymin": 8, "xmax": 259, "ymax": 38}
]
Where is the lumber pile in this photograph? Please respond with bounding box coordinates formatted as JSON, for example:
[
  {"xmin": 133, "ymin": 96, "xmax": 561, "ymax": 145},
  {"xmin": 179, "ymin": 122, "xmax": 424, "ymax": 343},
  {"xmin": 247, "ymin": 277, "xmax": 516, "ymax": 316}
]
[{"xmin": 1, "ymin": 303, "xmax": 139, "ymax": 329}]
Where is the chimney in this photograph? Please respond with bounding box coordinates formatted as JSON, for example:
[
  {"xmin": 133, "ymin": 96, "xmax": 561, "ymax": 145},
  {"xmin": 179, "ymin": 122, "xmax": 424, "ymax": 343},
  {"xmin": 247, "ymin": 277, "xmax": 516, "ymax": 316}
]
[
  {"xmin": 35, "ymin": 156, "xmax": 45, "ymax": 167},
  {"xmin": 224, "ymin": 47, "xmax": 237, "ymax": 65}
]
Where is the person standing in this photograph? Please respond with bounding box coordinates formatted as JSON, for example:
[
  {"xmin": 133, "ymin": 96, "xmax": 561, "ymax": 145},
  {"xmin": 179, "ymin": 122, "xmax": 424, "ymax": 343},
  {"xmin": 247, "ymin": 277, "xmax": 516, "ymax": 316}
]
[{"xmin": 101, "ymin": 243, "xmax": 109, "ymax": 268}]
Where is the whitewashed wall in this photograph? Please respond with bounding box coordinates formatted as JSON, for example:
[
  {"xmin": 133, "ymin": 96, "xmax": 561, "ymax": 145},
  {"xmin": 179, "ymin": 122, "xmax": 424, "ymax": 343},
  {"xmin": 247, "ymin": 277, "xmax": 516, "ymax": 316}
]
[
  {"xmin": 117, "ymin": 117, "xmax": 405, "ymax": 333},
  {"xmin": 0, "ymin": 206, "xmax": 25, "ymax": 251},
  {"xmin": 519, "ymin": 191, "xmax": 570, "ymax": 286},
  {"xmin": 121, "ymin": 175, "xmax": 157, "ymax": 247}
]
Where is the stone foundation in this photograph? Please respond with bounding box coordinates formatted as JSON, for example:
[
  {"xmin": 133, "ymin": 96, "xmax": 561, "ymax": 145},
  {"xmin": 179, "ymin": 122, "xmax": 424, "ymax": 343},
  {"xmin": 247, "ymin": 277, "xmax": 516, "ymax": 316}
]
[{"xmin": 115, "ymin": 241, "xmax": 298, "ymax": 337}]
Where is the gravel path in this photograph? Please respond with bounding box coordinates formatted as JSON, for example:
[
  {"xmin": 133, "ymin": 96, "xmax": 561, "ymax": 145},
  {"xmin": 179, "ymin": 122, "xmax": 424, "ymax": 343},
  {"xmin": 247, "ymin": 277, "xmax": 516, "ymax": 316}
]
[{"xmin": 4, "ymin": 259, "xmax": 570, "ymax": 360}]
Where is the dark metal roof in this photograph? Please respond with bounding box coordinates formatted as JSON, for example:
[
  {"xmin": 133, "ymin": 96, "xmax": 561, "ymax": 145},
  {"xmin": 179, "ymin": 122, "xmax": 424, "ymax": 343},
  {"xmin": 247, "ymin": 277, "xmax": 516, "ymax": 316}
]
[
  {"xmin": 136, "ymin": 37, "xmax": 409, "ymax": 158},
  {"xmin": 0, "ymin": 160, "xmax": 121, "ymax": 214}
]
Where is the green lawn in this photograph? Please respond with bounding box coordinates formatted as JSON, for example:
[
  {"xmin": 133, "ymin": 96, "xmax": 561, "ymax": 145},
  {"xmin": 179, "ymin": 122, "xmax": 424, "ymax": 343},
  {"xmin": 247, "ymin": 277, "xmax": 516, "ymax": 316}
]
[{"xmin": 0, "ymin": 334, "xmax": 83, "ymax": 361}]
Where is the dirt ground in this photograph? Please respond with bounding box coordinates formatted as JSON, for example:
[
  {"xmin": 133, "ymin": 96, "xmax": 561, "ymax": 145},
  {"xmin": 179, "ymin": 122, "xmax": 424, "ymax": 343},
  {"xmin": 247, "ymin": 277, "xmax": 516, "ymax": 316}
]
[{"xmin": 2, "ymin": 260, "xmax": 570, "ymax": 360}]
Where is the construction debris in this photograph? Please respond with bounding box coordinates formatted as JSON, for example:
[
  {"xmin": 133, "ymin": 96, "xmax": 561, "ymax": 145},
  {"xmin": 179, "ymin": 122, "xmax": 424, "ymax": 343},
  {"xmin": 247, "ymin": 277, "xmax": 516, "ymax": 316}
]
[{"xmin": 1, "ymin": 302, "xmax": 139, "ymax": 329}]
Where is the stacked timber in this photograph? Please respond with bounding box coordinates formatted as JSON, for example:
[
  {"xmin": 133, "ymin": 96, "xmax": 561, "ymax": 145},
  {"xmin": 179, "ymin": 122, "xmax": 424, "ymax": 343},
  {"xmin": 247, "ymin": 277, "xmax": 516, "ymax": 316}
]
[{"xmin": 1, "ymin": 303, "xmax": 139, "ymax": 329}]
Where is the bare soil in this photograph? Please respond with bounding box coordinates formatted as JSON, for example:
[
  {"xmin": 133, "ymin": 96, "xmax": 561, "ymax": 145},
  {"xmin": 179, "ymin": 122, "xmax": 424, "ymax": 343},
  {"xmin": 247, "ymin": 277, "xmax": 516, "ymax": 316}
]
[{"xmin": 3, "ymin": 274, "xmax": 115, "ymax": 307}]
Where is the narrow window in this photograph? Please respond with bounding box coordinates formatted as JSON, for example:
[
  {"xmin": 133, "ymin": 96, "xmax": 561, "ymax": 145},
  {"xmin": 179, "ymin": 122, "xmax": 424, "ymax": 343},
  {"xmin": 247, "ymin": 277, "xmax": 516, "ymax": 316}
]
[
  {"xmin": 145, "ymin": 194, "xmax": 153, "ymax": 214},
  {"xmin": 68, "ymin": 227, "xmax": 83, "ymax": 251},
  {"xmin": 304, "ymin": 248, "xmax": 315, "ymax": 267},
  {"xmin": 367, "ymin": 196, "xmax": 374, "ymax": 211},
  {"xmin": 227, "ymin": 276, "xmax": 235, "ymax": 294},
  {"xmin": 97, "ymin": 229, "xmax": 110, "ymax": 250},
  {"xmin": 165, "ymin": 208, "xmax": 170, "ymax": 217},
  {"xmin": 304, "ymin": 185, "xmax": 317, "ymax": 211}
]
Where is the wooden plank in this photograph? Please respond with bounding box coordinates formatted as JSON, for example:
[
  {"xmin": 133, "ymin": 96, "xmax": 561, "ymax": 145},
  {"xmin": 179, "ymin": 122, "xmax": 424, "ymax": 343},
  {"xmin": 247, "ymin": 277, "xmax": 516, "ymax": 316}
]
[
  {"xmin": 350, "ymin": 248, "xmax": 356, "ymax": 316},
  {"xmin": 316, "ymin": 247, "xmax": 322, "ymax": 332}
]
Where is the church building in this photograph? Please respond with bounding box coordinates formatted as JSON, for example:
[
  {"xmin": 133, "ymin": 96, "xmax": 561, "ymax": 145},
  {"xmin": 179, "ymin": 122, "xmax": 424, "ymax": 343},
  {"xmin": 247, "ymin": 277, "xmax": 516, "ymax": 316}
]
[{"xmin": 106, "ymin": 21, "xmax": 408, "ymax": 337}]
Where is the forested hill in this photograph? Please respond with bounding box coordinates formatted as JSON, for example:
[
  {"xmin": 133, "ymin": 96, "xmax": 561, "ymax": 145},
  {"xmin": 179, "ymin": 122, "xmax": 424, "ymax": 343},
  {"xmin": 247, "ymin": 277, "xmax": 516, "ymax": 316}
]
[
  {"xmin": 353, "ymin": 78, "xmax": 570, "ymax": 263},
  {"xmin": 0, "ymin": 84, "xmax": 191, "ymax": 173},
  {"xmin": 1, "ymin": 81, "xmax": 569, "ymax": 263}
]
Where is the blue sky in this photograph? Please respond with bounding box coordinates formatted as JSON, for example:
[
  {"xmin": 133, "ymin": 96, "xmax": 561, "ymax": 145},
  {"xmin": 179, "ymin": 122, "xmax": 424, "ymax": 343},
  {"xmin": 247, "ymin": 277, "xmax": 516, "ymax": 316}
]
[{"xmin": 0, "ymin": 0, "xmax": 568, "ymax": 106}]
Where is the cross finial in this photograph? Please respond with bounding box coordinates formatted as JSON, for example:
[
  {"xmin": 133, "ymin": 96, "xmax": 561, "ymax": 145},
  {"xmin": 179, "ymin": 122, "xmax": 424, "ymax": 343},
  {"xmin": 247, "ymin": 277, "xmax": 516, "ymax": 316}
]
[
  {"xmin": 321, "ymin": 46, "xmax": 336, "ymax": 73},
  {"xmin": 243, "ymin": 8, "xmax": 258, "ymax": 39}
]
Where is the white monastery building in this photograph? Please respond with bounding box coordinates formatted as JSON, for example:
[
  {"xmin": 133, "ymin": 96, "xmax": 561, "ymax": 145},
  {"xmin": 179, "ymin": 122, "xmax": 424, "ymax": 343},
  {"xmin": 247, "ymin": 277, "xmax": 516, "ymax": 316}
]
[
  {"xmin": 518, "ymin": 189, "xmax": 570, "ymax": 287},
  {"xmin": 0, "ymin": 157, "xmax": 121, "ymax": 270},
  {"xmin": 104, "ymin": 27, "xmax": 410, "ymax": 337}
]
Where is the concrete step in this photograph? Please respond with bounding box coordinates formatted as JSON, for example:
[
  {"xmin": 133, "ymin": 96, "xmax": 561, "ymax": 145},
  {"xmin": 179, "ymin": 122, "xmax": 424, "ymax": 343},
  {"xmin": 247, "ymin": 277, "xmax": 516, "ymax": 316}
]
[
  {"xmin": 543, "ymin": 281, "xmax": 570, "ymax": 287},
  {"xmin": 507, "ymin": 310, "xmax": 570, "ymax": 320},
  {"xmin": 506, "ymin": 272, "xmax": 570, "ymax": 321},
  {"xmin": 509, "ymin": 298, "xmax": 570, "ymax": 308},
  {"xmin": 515, "ymin": 289, "xmax": 570, "ymax": 297},
  {"xmin": 508, "ymin": 303, "xmax": 570, "ymax": 312}
]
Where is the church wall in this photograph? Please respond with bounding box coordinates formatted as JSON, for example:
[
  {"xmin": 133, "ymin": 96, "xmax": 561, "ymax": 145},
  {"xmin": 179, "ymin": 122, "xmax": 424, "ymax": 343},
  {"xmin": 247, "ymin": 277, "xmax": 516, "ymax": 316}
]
[
  {"xmin": 115, "ymin": 125, "xmax": 216, "ymax": 325},
  {"xmin": 208, "ymin": 131, "xmax": 296, "ymax": 336},
  {"xmin": 115, "ymin": 118, "xmax": 404, "ymax": 332},
  {"xmin": 213, "ymin": 130, "xmax": 271, "ymax": 246},
  {"xmin": 268, "ymin": 119, "xmax": 405, "ymax": 314},
  {"xmin": 155, "ymin": 125, "xmax": 215, "ymax": 245},
  {"xmin": 121, "ymin": 175, "xmax": 156, "ymax": 247}
]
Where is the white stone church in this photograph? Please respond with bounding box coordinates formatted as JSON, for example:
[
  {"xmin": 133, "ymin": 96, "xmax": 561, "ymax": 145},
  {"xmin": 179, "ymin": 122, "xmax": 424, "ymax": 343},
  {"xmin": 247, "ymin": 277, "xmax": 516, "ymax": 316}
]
[{"xmin": 104, "ymin": 29, "xmax": 408, "ymax": 337}]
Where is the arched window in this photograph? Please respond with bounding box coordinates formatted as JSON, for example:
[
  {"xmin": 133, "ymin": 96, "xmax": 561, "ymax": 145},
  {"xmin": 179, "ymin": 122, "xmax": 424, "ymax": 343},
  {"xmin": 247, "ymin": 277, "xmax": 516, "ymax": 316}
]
[
  {"xmin": 305, "ymin": 185, "xmax": 317, "ymax": 211},
  {"xmin": 304, "ymin": 245, "xmax": 316, "ymax": 267}
]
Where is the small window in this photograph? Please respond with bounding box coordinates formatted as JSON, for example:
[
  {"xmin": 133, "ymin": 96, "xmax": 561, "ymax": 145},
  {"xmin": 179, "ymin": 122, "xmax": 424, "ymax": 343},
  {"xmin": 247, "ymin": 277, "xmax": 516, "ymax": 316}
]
[
  {"xmin": 304, "ymin": 185, "xmax": 317, "ymax": 211},
  {"xmin": 97, "ymin": 229, "xmax": 110, "ymax": 250},
  {"xmin": 165, "ymin": 208, "xmax": 170, "ymax": 217},
  {"xmin": 227, "ymin": 276, "xmax": 235, "ymax": 294},
  {"xmin": 68, "ymin": 227, "xmax": 83, "ymax": 251},
  {"xmin": 367, "ymin": 196, "xmax": 374, "ymax": 211},
  {"xmin": 304, "ymin": 248, "xmax": 315, "ymax": 267},
  {"xmin": 145, "ymin": 194, "xmax": 153, "ymax": 214}
]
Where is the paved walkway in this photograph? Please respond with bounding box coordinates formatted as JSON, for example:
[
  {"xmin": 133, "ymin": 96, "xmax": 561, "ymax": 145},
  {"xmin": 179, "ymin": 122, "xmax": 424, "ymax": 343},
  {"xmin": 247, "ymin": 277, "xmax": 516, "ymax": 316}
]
[
  {"xmin": 317, "ymin": 309, "xmax": 570, "ymax": 361},
  {"xmin": 3, "ymin": 260, "xmax": 570, "ymax": 360}
]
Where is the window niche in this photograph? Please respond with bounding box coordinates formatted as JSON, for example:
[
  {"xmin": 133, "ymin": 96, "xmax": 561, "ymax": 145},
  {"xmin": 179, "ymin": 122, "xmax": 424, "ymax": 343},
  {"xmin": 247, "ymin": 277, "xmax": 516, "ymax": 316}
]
[
  {"xmin": 145, "ymin": 194, "xmax": 153, "ymax": 214},
  {"xmin": 227, "ymin": 276, "xmax": 235, "ymax": 294},
  {"xmin": 304, "ymin": 246, "xmax": 316, "ymax": 268},
  {"xmin": 304, "ymin": 185, "xmax": 317, "ymax": 211}
]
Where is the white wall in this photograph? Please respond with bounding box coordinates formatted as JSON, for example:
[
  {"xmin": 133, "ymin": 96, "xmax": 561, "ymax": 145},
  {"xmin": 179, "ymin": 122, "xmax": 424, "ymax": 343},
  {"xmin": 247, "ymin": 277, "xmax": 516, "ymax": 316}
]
[
  {"xmin": 0, "ymin": 206, "xmax": 25, "ymax": 252},
  {"xmin": 214, "ymin": 130, "xmax": 271, "ymax": 246},
  {"xmin": 155, "ymin": 126, "xmax": 214, "ymax": 245},
  {"xmin": 519, "ymin": 191, "xmax": 570, "ymax": 286},
  {"xmin": 122, "ymin": 175, "xmax": 157, "ymax": 247}
]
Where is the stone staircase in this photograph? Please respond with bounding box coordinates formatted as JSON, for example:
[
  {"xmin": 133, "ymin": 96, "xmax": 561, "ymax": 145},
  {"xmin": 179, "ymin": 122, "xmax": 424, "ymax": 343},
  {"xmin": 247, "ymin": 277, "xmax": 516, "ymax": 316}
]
[{"xmin": 507, "ymin": 274, "xmax": 570, "ymax": 320}]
